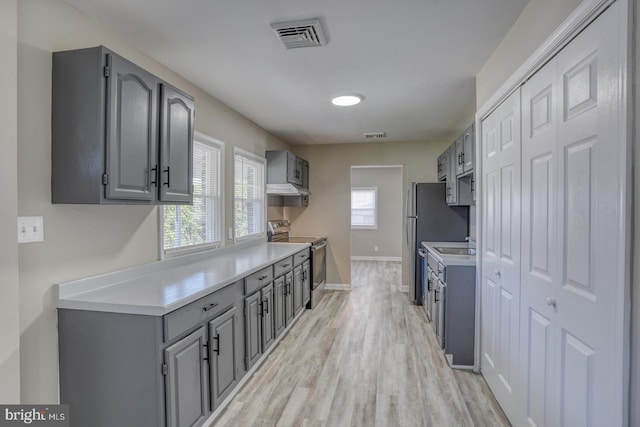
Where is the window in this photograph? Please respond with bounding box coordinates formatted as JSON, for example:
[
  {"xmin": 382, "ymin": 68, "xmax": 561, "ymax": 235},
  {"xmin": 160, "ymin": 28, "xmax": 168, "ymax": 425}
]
[
  {"xmin": 351, "ymin": 187, "xmax": 378, "ymax": 229},
  {"xmin": 161, "ymin": 133, "xmax": 223, "ymax": 255},
  {"xmin": 234, "ymin": 148, "xmax": 266, "ymax": 241}
]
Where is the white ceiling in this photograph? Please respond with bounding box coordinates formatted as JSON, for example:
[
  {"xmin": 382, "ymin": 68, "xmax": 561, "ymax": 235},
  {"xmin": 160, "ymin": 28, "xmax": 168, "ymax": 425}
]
[{"xmin": 66, "ymin": 0, "xmax": 529, "ymax": 145}]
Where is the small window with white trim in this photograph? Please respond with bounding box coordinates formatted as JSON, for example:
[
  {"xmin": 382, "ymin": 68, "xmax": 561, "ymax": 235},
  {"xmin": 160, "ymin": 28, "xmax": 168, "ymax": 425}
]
[
  {"xmin": 351, "ymin": 187, "xmax": 378, "ymax": 229},
  {"xmin": 233, "ymin": 148, "xmax": 266, "ymax": 241},
  {"xmin": 160, "ymin": 133, "xmax": 224, "ymax": 256}
]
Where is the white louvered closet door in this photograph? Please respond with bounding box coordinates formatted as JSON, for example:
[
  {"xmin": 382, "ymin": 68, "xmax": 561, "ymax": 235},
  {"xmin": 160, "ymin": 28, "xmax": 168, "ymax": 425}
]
[
  {"xmin": 519, "ymin": 2, "xmax": 627, "ymax": 426},
  {"xmin": 480, "ymin": 88, "xmax": 522, "ymax": 423}
]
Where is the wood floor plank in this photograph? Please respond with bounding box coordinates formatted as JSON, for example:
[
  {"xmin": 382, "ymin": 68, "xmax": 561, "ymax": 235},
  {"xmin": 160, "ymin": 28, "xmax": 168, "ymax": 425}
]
[{"xmin": 210, "ymin": 261, "xmax": 511, "ymax": 427}]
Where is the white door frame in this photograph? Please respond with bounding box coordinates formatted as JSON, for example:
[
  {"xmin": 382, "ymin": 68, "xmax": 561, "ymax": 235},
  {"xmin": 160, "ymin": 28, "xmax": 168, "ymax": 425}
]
[{"xmin": 474, "ymin": 0, "xmax": 632, "ymax": 425}]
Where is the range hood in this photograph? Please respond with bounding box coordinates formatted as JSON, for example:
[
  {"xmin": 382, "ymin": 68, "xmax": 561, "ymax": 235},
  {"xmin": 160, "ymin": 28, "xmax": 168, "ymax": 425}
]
[{"xmin": 266, "ymin": 183, "xmax": 310, "ymax": 196}]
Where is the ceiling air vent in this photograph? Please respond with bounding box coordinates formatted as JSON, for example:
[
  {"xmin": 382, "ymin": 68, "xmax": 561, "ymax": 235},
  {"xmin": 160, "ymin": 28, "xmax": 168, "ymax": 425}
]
[
  {"xmin": 271, "ymin": 19, "xmax": 327, "ymax": 49},
  {"xmin": 364, "ymin": 132, "xmax": 387, "ymax": 140}
]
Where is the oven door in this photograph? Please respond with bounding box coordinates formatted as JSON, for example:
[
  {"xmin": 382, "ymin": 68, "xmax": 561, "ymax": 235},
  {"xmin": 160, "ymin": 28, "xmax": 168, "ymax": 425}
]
[{"xmin": 312, "ymin": 242, "xmax": 326, "ymax": 289}]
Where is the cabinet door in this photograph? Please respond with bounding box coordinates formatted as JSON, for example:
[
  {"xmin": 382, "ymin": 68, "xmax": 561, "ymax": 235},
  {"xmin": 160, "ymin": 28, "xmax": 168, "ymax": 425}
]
[
  {"xmin": 261, "ymin": 283, "xmax": 275, "ymax": 352},
  {"xmin": 286, "ymin": 152, "xmax": 298, "ymax": 185},
  {"xmin": 284, "ymin": 272, "xmax": 294, "ymax": 326},
  {"xmin": 244, "ymin": 292, "xmax": 262, "ymax": 370},
  {"xmin": 273, "ymin": 276, "xmax": 286, "ymax": 338},
  {"xmin": 455, "ymin": 136, "xmax": 465, "ymax": 176},
  {"xmin": 164, "ymin": 327, "xmax": 209, "ymax": 427},
  {"xmin": 463, "ymin": 124, "xmax": 475, "ymax": 174},
  {"xmin": 446, "ymin": 145, "xmax": 458, "ymax": 204},
  {"xmin": 293, "ymin": 265, "xmax": 304, "ymax": 316},
  {"xmin": 209, "ymin": 307, "xmax": 240, "ymax": 410},
  {"xmin": 302, "ymin": 260, "xmax": 311, "ymax": 305},
  {"xmin": 159, "ymin": 83, "xmax": 194, "ymax": 203},
  {"xmin": 480, "ymin": 88, "xmax": 522, "ymax": 422},
  {"xmin": 301, "ymin": 160, "xmax": 309, "ymax": 189},
  {"xmin": 105, "ymin": 53, "xmax": 158, "ymax": 201}
]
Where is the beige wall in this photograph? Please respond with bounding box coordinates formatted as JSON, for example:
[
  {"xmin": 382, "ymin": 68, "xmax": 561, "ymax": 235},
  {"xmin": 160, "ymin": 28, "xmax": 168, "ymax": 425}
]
[
  {"xmin": 286, "ymin": 140, "xmax": 449, "ymax": 285},
  {"xmin": 17, "ymin": 0, "xmax": 288, "ymax": 403},
  {"xmin": 0, "ymin": 0, "xmax": 20, "ymax": 404},
  {"xmin": 475, "ymin": 0, "xmax": 582, "ymax": 109},
  {"xmin": 350, "ymin": 167, "xmax": 403, "ymax": 259}
]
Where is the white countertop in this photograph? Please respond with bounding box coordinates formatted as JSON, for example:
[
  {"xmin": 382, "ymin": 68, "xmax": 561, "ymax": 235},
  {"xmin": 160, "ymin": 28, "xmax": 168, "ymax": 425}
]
[
  {"xmin": 55, "ymin": 242, "xmax": 310, "ymax": 316},
  {"xmin": 422, "ymin": 241, "xmax": 477, "ymax": 266}
]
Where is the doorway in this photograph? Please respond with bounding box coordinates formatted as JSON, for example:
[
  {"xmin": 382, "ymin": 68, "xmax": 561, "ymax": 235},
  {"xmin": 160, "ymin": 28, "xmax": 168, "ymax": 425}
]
[{"xmin": 350, "ymin": 166, "xmax": 403, "ymax": 285}]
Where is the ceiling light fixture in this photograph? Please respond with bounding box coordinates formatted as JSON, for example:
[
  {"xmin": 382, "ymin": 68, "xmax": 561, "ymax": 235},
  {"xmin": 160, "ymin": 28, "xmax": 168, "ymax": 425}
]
[{"xmin": 331, "ymin": 95, "xmax": 362, "ymax": 107}]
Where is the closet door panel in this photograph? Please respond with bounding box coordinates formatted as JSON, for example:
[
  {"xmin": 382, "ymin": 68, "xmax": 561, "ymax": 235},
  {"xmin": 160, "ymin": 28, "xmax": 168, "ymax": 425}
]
[
  {"xmin": 520, "ymin": 57, "xmax": 559, "ymax": 427},
  {"xmin": 480, "ymin": 88, "xmax": 522, "ymax": 422},
  {"xmin": 555, "ymin": 4, "xmax": 625, "ymax": 426}
]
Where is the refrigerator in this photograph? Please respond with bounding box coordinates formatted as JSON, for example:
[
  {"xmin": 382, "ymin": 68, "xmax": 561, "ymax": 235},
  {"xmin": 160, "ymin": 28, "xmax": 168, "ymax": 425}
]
[{"xmin": 406, "ymin": 182, "xmax": 468, "ymax": 304}]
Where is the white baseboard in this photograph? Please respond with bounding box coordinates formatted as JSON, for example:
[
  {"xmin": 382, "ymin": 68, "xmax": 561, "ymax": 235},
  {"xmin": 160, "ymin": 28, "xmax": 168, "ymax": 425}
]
[
  {"xmin": 350, "ymin": 256, "xmax": 402, "ymax": 262},
  {"xmin": 325, "ymin": 283, "xmax": 351, "ymax": 291}
]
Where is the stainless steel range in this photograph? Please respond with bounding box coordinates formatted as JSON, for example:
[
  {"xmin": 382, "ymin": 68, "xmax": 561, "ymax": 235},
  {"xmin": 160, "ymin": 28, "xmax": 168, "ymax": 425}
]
[{"xmin": 268, "ymin": 220, "xmax": 327, "ymax": 309}]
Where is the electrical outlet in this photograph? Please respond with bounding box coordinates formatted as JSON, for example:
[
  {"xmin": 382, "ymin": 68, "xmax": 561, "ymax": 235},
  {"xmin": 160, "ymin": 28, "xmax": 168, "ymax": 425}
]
[
  {"xmin": 18, "ymin": 216, "xmax": 44, "ymax": 243},
  {"xmin": 374, "ymin": 245, "xmax": 379, "ymax": 252}
]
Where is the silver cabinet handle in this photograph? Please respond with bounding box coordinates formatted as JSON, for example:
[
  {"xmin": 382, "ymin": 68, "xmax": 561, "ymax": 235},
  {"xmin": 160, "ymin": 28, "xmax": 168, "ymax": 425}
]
[{"xmin": 546, "ymin": 297, "xmax": 557, "ymax": 308}]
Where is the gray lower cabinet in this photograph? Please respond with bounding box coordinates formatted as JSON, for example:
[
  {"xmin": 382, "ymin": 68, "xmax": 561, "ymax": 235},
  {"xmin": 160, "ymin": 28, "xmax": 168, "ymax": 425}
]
[
  {"xmin": 284, "ymin": 271, "xmax": 294, "ymax": 326},
  {"xmin": 208, "ymin": 307, "xmax": 241, "ymax": 410},
  {"xmin": 244, "ymin": 291, "xmax": 263, "ymax": 370},
  {"xmin": 302, "ymin": 260, "xmax": 311, "ymax": 305},
  {"xmin": 261, "ymin": 283, "xmax": 275, "ymax": 352},
  {"xmin": 273, "ymin": 275, "xmax": 287, "ymax": 338},
  {"xmin": 58, "ymin": 280, "xmax": 244, "ymax": 427},
  {"xmin": 165, "ymin": 327, "xmax": 209, "ymax": 427},
  {"xmin": 293, "ymin": 265, "xmax": 304, "ymax": 316},
  {"xmin": 442, "ymin": 265, "xmax": 476, "ymax": 366},
  {"xmin": 51, "ymin": 46, "xmax": 194, "ymax": 204}
]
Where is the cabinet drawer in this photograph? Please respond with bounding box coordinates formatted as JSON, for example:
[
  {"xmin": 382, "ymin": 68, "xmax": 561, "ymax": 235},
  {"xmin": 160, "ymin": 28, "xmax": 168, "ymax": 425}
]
[
  {"xmin": 164, "ymin": 281, "xmax": 242, "ymax": 342},
  {"xmin": 293, "ymin": 249, "xmax": 310, "ymax": 266},
  {"xmin": 245, "ymin": 266, "xmax": 274, "ymax": 296},
  {"xmin": 273, "ymin": 256, "xmax": 293, "ymax": 278}
]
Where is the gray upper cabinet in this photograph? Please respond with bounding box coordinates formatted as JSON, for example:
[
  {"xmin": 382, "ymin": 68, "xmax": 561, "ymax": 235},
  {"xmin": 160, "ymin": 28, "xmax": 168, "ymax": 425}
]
[
  {"xmin": 461, "ymin": 124, "xmax": 475, "ymax": 175},
  {"xmin": 455, "ymin": 135, "xmax": 465, "ymax": 176},
  {"xmin": 159, "ymin": 83, "xmax": 194, "ymax": 203},
  {"xmin": 164, "ymin": 327, "xmax": 209, "ymax": 427},
  {"xmin": 438, "ymin": 122, "xmax": 475, "ymax": 206},
  {"xmin": 105, "ymin": 53, "xmax": 158, "ymax": 201},
  {"xmin": 437, "ymin": 151, "xmax": 447, "ymax": 182},
  {"xmin": 51, "ymin": 46, "xmax": 194, "ymax": 204},
  {"xmin": 266, "ymin": 150, "xmax": 308, "ymax": 189},
  {"xmin": 301, "ymin": 159, "xmax": 309, "ymax": 189},
  {"xmin": 446, "ymin": 144, "xmax": 458, "ymax": 205}
]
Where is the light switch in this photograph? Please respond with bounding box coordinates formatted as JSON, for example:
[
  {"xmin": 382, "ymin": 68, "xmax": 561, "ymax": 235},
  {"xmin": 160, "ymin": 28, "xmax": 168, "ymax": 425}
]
[{"xmin": 18, "ymin": 216, "xmax": 44, "ymax": 243}]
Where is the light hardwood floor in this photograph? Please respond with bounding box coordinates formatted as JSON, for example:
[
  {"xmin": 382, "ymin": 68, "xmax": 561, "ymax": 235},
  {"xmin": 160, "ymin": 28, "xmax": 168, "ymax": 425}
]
[{"xmin": 211, "ymin": 261, "xmax": 510, "ymax": 427}]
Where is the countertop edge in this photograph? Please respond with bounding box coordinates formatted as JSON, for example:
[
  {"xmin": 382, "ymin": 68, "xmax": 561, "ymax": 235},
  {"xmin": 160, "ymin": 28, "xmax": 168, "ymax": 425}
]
[
  {"xmin": 421, "ymin": 241, "xmax": 476, "ymax": 266},
  {"xmin": 56, "ymin": 242, "xmax": 311, "ymax": 315}
]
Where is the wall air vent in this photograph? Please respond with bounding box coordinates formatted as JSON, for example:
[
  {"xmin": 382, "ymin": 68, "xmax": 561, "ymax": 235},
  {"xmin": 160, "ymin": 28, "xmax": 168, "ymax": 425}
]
[
  {"xmin": 364, "ymin": 132, "xmax": 387, "ymax": 139},
  {"xmin": 271, "ymin": 19, "xmax": 327, "ymax": 49}
]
